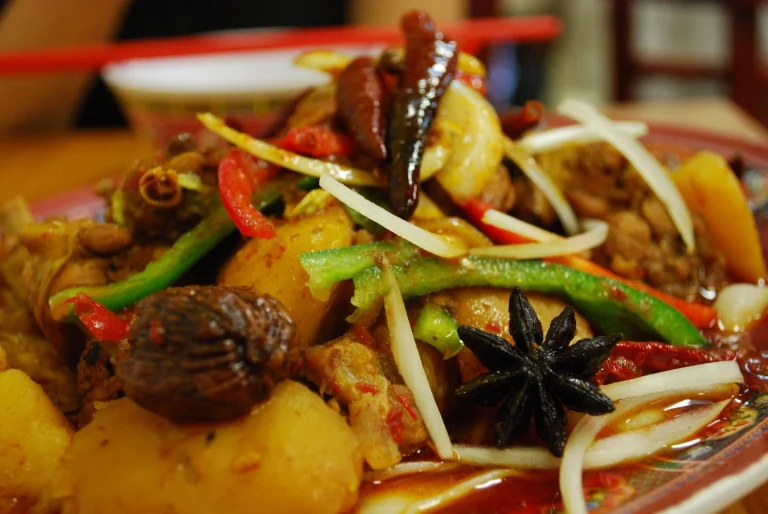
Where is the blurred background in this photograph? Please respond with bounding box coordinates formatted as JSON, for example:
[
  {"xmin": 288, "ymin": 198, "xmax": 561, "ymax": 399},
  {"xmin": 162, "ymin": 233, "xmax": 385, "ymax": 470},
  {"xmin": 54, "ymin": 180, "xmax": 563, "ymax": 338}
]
[{"xmin": 1, "ymin": 0, "xmax": 768, "ymax": 135}]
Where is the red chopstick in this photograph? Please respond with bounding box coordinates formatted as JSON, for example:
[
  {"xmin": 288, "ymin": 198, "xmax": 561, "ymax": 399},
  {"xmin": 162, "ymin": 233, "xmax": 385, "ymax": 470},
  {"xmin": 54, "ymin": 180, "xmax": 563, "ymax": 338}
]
[{"xmin": 0, "ymin": 16, "xmax": 561, "ymax": 75}]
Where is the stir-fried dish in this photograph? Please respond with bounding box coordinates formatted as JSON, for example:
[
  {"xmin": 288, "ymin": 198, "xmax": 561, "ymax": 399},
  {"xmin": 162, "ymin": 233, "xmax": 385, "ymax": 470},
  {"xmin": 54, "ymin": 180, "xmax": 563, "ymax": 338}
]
[{"xmin": 2, "ymin": 11, "xmax": 767, "ymax": 514}]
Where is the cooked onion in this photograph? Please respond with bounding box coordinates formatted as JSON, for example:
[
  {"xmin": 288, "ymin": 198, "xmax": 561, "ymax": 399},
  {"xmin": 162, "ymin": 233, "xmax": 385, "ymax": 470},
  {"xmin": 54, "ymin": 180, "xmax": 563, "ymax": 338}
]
[
  {"xmin": 433, "ymin": 82, "xmax": 504, "ymax": 203},
  {"xmin": 601, "ymin": 360, "xmax": 744, "ymax": 401},
  {"xmin": 455, "ymin": 394, "xmax": 730, "ymax": 470},
  {"xmin": 454, "ymin": 445, "xmax": 560, "ymax": 470},
  {"xmin": 320, "ymin": 175, "xmax": 466, "ymax": 258},
  {"xmin": 561, "ymin": 386, "xmax": 737, "ymax": 514},
  {"xmin": 517, "ymin": 121, "xmax": 648, "ymax": 155},
  {"xmin": 364, "ymin": 461, "xmax": 460, "ymax": 482},
  {"xmin": 469, "ymin": 219, "xmax": 607, "ymax": 259},
  {"xmin": 585, "ymin": 399, "xmax": 729, "ymax": 469},
  {"xmin": 382, "ymin": 262, "xmax": 454, "ymax": 460},
  {"xmin": 502, "ymin": 137, "xmax": 580, "ymax": 235},
  {"xmin": 402, "ymin": 469, "xmax": 518, "ymax": 514},
  {"xmin": 557, "ymin": 99, "xmax": 695, "ymax": 252},
  {"xmin": 714, "ymin": 283, "xmax": 768, "ymax": 331},
  {"xmin": 197, "ymin": 113, "xmax": 380, "ymax": 186},
  {"xmin": 482, "ymin": 209, "xmax": 561, "ymax": 242}
]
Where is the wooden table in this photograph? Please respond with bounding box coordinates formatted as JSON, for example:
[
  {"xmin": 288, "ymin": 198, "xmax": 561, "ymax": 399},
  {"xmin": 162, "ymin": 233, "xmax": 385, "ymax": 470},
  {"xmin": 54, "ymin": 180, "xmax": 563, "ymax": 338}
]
[{"xmin": 1, "ymin": 97, "xmax": 768, "ymax": 513}]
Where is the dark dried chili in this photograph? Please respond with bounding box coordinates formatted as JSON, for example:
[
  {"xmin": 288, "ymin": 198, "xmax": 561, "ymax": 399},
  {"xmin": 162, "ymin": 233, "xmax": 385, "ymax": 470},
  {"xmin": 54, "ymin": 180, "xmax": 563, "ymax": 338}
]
[
  {"xmin": 455, "ymin": 287, "xmax": 621, "ymax": 456},
  {"xmin": 336, "ymin": 56, "xmax": 388, "ymax": 160},
  {"xmin": 386, "ymin": 10, "xmax": 458, "ymax": 219},
  {"xmin": 500, "ymin": 100, "xmax": 545, "ymax": 139}
]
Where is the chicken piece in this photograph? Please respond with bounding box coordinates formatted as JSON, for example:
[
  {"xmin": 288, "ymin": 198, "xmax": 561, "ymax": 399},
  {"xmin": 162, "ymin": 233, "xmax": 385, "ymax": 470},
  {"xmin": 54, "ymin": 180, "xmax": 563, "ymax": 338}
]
[
  {"xmin": 304, "ymin": 331, "xmax": 428, "ymax": 469},
  {"xmin": 76, "ymin": 339, "xmax": 130, "ymax": 426},
  {"xmin": 478, "ymin": 164, "xmax": 516, "ymax": 213}
]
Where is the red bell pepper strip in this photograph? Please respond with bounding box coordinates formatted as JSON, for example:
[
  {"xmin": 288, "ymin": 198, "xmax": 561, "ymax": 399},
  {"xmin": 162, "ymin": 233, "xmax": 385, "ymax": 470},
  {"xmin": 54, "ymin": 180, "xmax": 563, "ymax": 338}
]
[
  {"xmin": 66, "ymin": 293, "xmax": 130, "ymax": 343},
  {"xmin": 218, "ymin": 149, "xmax": 279, "ymax": 239},
  {"xmin": 279, "ymin": 126, "xmax": 353, "ymax": 158},
  {"xmin": 594, "ymin": 341, "xmax": 732, "ymax": 385},
  {"xmin": 463, "ymin": 198, "xmax": 718, "ymax": 329}
]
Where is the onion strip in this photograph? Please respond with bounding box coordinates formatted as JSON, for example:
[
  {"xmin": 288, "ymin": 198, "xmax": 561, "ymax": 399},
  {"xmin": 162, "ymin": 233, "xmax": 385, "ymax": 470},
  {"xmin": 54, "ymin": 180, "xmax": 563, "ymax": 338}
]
[
  {"xmin": 364, "ymin": 461, "xmax": 461, "ymax": 483},
  {"xmin": 483, "ymin": 209, "xmax": 561, "ymax": 242},
  {"xmin": 517, "ymin": 121, "xmax": 648, "ymax": 155},
  {"xmin": 196, "ymin": 113, "xmax": 380, "ymax": 186},
  {"xmin": 557, "ymin": 99, "xmax": 695, "ymax": 252},
  {"xmin": 585, "ymin": 399, "xmax": 729, "ymax": 469},
  {"xmin": 601, "ymin": 360, "xmax": 744, "ymax": 401},
  {"xmin": 320, "ymin": 175, "xmax": 466, "ymax": 258},
  {"xmin": 469, "ymin": 219, "xmax": 608, "ymax": 259},
  {"xmin": 455, "ymin": 396, "xmax": 729, "ymax": 471},
  {"xmin": 403, "ymin": 469, "xmax": 519, "ymax": 514},
  {"xmin": 382, "ymin": 262, "xmax": 454, "ymax": 460},
  {"xmin": 502, "ymin": 137, "xmax": 580, "ymax": 235}
]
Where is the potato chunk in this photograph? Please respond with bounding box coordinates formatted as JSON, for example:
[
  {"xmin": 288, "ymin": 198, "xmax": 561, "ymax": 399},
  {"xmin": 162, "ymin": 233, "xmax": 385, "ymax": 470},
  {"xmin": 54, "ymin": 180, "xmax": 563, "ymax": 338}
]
[
  {"xmin": 218, "ymin": 206, "xmax": 354, "ymax": 348},
  {"xmin": 56, "ymin": 380, "xmax": 363, "ymax": 514},
  {"xmin": 0, "ymin": 369, "xmax": 73, "ymax": 514}
]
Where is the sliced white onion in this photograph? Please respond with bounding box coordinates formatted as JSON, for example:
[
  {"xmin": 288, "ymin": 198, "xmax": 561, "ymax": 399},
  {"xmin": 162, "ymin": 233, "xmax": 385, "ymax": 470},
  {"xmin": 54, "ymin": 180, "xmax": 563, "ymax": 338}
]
[
  {"xmin": 585, "ymin": 399, "xmax": 729, "ymax": 469},
  {"xmin": 196, "ymin": 113, "xmax": 379, "ymax": 186},
  {"xmin": 517, "ymin": 121, "xmax": 648, "ymax": 155},
  {"xmin": 714, "ymin": 283, "xmax": 768, "ymax": 331},
  {"xmin": 455, "ymin": 395, "xmax": 729, "ymax": 471},
  {"xmin": 502, "ymin": 137, "xmax": 580, "ymax": 235},
  {"xmin": 382, "ymin": 262, "xmax": 454, "ymax": 460},
  {"xmin": 320, "ymin": 175, "xmax": 466, "ymax": 258},
  {"xmin": 469, "ymin": 219, "xmax": 608, "ymax": 259},
  {"xmin": 601, "ymin": 360, "xmax": 744, "ymax": 401},
  {"xmin": 403, "ymin": 469, "xmax": 518, "ymax": 514},
  {"xmin": 364, "ymin": 461, "xmax": 460, "ymax": 482},
  {"xmin": 482, "ymin": 209, "xmax": 561, "ymax": 243},
  {"xmin": 454, "ymin": 445, "xmax": 560, "ymax": 470},
  {"xmin": 557, "ymin": 99, "xmax": 695, "ymax": 252}
]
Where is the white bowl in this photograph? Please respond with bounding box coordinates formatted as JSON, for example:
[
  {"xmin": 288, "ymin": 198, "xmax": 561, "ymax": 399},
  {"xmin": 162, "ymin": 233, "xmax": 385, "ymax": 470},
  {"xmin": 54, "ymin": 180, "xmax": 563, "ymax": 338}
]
[{"xmin": 103, "ymin": 45, "xmax": 380, "ymax": 147}]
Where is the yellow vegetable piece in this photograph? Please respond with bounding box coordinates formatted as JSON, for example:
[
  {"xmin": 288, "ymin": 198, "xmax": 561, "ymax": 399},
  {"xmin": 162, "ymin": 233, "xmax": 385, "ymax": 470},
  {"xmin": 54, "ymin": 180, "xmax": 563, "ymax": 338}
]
[
  {"xmin": 0, "ymin": 369, "xmax": 73, "ymax": 514},
  {"xmin": 672, "ymin": 151, "xmax": 767, "ymax": 283},
  {"xmin": 56, "ymin": 381, "xmax": 363, "ymax": 514},
  {"xmin": 218, "ymin": 205, "xmax": 354, "ymax": 347}
]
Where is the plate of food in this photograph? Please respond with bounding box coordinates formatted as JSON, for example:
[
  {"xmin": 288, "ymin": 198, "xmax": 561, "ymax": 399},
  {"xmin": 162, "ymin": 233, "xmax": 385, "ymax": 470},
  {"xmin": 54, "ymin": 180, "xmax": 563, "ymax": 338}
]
[{"xmin": 1, "ymin": 10, "xmax": 767, "ymax": 514}]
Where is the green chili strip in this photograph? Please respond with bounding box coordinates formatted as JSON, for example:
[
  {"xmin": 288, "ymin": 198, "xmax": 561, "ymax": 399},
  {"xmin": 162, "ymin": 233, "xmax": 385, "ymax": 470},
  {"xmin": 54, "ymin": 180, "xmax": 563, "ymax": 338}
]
[
  {"xmin": 299, "ymin": 240, "xmax": 422, "ymax": 299},
  {"xmin": 49, "ymin": 203, "xmax": 235, "ymax": 322},
  {"xmin": 413, "ymin": 302, "xmax": 463, "ymax": 358},
  {"xmin": 351, "ymin": 257, "xmax": 708, "ymax": 348}
]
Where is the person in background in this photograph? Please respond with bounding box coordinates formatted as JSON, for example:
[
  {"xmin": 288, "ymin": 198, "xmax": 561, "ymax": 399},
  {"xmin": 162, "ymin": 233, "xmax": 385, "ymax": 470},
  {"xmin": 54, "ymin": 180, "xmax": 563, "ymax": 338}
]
[{"xmin": 0, "ymin": 0, "xmax": 465, "ymax": 134}]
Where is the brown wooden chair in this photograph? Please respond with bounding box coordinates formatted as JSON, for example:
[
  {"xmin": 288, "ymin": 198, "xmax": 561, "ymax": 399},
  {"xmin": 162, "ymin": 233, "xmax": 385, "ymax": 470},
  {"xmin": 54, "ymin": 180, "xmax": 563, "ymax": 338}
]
[{"xmin": 612, "ymin": 0, "xmax": 764, "ymax": 121}]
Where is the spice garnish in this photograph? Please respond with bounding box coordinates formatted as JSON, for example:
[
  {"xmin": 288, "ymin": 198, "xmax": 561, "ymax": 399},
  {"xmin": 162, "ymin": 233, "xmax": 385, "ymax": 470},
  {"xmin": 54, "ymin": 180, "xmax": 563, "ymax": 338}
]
[{"xmin": 455, "ymin": 287, "xmax": 621, "ymax": 457}]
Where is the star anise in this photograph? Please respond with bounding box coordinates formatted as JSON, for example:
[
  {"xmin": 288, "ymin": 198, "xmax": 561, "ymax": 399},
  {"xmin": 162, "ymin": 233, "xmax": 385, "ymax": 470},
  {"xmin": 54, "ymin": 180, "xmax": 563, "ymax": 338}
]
[{"xmin": 455, "ymin": 287, "xmax": 622, "ymax": 457}]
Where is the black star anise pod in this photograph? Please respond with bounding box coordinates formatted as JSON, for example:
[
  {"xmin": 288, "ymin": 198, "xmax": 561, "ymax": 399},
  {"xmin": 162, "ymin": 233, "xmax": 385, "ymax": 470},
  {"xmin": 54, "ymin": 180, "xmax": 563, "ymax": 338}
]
[{"xmin": 454, "ymin": 287, "xmax": 622, "ymax": 457}]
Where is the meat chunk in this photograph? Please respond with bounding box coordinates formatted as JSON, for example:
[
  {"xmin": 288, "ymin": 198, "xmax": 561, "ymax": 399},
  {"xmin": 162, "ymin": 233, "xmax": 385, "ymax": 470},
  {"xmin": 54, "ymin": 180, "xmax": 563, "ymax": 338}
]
[
  {"xmin": 478, "ymin": 164, "xmax": 516, "ymax": 213},
  {"xmin": 533, "ymin": 143, "xmax": 728, "ymax": 301},
  {"xmin": 304, "ymin": 331, "xmax": 428, "ymax": 469}
]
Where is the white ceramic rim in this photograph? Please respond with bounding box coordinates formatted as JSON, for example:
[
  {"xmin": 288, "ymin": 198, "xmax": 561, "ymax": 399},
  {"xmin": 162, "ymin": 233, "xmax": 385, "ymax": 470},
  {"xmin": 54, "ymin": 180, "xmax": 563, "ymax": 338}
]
[
  {"xmin": 102, "ymin": 44, "xmax": 382, "ymax": 97},
  {"xmin": 656, "ymin": 451, "xmax": 768, "ymax": 514}
]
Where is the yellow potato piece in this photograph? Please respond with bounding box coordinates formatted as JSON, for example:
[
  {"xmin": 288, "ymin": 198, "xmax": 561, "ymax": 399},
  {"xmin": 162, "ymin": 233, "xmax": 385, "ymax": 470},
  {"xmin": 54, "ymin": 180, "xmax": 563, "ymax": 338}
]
[
  {"xmin": 56, "ymin": 380, "xmax": 363, "ymax": 514},
  {"xmin": 218, "ymin": 206, "xmax": 354, "ymax": 347},
  {"xmin": 0, "ymin": 369, "xmax": 73, "ymax": 514},
  {"xmin": 673, "ymin": 151, "xmax": 767, "ymax": 282}
]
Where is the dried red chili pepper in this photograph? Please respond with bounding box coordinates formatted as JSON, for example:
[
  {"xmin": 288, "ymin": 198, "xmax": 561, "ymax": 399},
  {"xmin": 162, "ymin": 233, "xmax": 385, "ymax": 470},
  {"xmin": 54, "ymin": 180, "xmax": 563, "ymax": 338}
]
[
  {"xmin": 336, "ymin": 56, "xmax": 387, "ymax": 160},
  {"xmin": 500, "ymin": 100, "xmax": 545, "ymax": 139},
  {"xmin": 594, "ymin": 341, "xmax": 731, "ymax": 385},
  {"xmin": 387, "ymin": 10, "xmax": 458, "ymax": 219},
  {"xmin": 279, "ymin": 126, "xmax": 353, "ymax": 158},
  {"xmin": 66, "ymin": 293, "xmax": 130, "ymax": 343}
]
